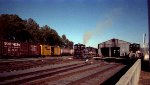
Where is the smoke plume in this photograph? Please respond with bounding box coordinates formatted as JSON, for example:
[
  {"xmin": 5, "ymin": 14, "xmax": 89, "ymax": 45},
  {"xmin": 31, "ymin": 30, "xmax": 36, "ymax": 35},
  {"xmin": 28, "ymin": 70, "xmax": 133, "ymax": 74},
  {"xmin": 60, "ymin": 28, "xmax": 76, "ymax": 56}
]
[
  {"xmin": 83, "ymin": 32, "xmax": 93, "ymax": 45},
  {"xmin": 83, "ymin": 19, "xmax": 112, "ymax": 45},
  {"xmin": 83, "ymin": 8, "xmax": 122, "ymax": 45}
]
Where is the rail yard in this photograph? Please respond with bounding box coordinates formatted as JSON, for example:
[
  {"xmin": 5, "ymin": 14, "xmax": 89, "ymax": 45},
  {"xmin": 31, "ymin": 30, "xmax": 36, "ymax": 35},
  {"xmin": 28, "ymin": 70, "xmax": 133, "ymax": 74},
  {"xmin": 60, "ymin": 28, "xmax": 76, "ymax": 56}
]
[
  {"xmin": 0, "ymin": 39, "xmax": 147, "ymax": 85},
  {"xmin": 0, "ymin": 57, "xmax": 126, "ymax": 85}
]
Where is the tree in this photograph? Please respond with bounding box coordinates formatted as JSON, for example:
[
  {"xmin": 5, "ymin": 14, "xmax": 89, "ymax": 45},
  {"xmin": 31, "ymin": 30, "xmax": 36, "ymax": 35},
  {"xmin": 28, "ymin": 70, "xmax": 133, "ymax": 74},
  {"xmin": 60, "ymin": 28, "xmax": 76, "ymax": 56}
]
[
  {"xmin": 68, "ymin": 41, "xmax": 74, "ymax": 49},
  {"xmin": 61, "ymin": 34, "xmax": 74, "ymax": 49},
  {"xmin": 15, "ymin": 29, "xmax": 31, "ymax": 42},
  {"xmin": 0, "ymin": 14, "xmax": 73, "ymax": 47},
  {"xmin": 61, "ymin": 34, "xmax": 67, "ymax": 47},
  {"xmin": 0, "ymin": 14, "xmax": 29, "ymax": 41},
  {"xmin": 40, "ymin": 25, "xmax": 62, "ymax": 46},
  {"xmin": 25, "ymin": 18, "xmax": 40, "ymax": 43},
  {"xmin": 62, "ymin": 34, "xmax": 66, "ymax": 41}
]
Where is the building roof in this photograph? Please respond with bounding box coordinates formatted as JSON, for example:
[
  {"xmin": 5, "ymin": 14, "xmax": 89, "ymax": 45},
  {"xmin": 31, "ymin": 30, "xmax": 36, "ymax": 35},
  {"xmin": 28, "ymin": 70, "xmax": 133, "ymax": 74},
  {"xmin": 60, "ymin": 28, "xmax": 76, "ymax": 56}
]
[{"xmin": 98, "ymin": 38, "xmax": 131, "ymax": 45}]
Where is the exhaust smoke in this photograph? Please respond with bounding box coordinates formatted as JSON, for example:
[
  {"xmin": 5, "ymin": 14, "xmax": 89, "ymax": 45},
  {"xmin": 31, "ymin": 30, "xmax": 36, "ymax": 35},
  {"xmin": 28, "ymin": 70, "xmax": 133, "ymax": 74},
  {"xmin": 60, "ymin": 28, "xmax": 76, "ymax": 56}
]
[{"xmin": 83, "ymin": 8, "xmax": 122, "ymax": 45}]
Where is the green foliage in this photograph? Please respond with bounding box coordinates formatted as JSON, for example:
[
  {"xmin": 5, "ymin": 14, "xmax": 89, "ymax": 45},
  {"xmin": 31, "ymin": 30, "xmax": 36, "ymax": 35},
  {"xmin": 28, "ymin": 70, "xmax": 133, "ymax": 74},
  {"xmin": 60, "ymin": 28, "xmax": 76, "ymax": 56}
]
[
  {"xmin": 61, "ymin": 34, "xmax": 74, "ymax": 49},
  {"xmin": 0, "ymin": 14, "xmax": 28, "ymax": 41},
  {"xmin": 0, "ymin": 14, "xmax": 74, "ymax": 48},
  {"xmin": 25, "ymin": 18, "xmax": 40, "ymax": 43}
]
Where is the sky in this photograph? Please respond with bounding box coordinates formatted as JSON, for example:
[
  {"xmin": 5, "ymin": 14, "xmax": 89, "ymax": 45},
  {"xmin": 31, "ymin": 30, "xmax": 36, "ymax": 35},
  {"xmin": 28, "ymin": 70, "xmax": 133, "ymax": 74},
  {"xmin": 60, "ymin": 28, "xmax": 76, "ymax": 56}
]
[{"xmin": 0, "ymin": 0, "xmax": 149, "ymax": 48}]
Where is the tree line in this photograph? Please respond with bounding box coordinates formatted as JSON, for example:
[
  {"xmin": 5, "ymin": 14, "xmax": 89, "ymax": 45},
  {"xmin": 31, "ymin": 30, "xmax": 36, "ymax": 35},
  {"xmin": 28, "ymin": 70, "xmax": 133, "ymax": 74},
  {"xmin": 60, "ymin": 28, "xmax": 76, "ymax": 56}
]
[{"xmin": 0, "ymin": 14, "xmax": 73, "ymax": 49}]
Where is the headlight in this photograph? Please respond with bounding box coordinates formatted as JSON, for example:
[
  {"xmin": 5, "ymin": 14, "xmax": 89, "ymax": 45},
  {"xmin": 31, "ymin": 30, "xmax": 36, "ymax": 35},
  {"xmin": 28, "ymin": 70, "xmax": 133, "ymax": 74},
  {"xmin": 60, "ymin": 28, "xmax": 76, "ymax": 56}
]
[{"xmin": 144, "ymin": 54, "xmax": 149, "ymax": 61}]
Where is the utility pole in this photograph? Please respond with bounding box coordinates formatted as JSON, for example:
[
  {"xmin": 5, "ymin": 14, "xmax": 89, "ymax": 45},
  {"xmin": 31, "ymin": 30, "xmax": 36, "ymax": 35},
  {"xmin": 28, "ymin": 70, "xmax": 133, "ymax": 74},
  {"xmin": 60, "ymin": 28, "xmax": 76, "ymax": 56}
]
[{"xmin": 148, "ymin": 0, "xmax": 150, "ymax": 71}]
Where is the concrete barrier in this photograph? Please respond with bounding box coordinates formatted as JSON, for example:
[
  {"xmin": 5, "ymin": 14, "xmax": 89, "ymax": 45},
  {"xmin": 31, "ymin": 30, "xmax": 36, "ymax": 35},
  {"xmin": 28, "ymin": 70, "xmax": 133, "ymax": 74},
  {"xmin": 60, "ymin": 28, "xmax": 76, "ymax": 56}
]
[{"xmin": 116, "ymin": 59, "xmax": 141, "ymax": 85}]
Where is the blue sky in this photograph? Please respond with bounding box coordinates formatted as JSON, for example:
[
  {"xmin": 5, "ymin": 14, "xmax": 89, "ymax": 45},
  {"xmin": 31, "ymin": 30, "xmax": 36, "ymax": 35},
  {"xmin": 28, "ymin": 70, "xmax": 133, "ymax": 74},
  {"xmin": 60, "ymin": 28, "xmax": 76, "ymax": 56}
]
[{"xmin": 0, "ymin": 0, "xmax": 148, "ymax": 48}]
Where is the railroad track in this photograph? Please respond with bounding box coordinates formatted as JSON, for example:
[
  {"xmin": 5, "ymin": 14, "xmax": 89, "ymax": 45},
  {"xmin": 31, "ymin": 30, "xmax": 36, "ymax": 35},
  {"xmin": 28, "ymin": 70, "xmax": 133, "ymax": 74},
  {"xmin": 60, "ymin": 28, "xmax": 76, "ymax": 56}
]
[
  {"xmin": 68, "ymin": 64, "xmax": 125, "ymax": 85},
  {"xmin": 0, "ymin": 61, "xmax": 91, "ymax": 85},
  {"xmin": 0, "ymin": 58, "xmax": 73, "ymax": 73},
  {"xmin": 24, "ymin": 62, "xmax": 118, "ymax": 85},
  {"xmin": 0, "ymin": 61, "xmax": 125, "ymax": 85},
  {"xmin": 44, "ymin": 63, "xmax": 124, "ymax": 85}
]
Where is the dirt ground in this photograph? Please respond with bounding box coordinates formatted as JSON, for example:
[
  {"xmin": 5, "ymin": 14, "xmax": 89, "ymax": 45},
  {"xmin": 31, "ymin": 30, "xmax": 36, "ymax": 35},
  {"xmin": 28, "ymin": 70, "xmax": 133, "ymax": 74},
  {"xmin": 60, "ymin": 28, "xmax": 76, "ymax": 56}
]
[{"xmin": 139, "ymin": 70, "xmax": 150, "ymax": 85}]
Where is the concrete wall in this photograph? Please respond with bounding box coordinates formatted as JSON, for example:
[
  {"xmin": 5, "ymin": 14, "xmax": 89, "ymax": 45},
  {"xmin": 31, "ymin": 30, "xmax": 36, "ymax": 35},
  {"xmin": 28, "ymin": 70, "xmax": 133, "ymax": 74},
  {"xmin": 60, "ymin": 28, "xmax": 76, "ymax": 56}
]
[{"xmin": 116, "ymin": 59, "xmax": 141, "ymax": 85}]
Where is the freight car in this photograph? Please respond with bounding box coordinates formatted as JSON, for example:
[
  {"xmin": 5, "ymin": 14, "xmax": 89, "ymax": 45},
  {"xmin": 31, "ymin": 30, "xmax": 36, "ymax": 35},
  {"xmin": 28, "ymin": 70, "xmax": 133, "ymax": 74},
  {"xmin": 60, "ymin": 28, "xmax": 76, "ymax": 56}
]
[
  {"xmin": 0, "ymin": 40, "xmax": 41, "ymax": 58},
  {"xmin": 40, "ymin": 45, "xmax": 51, "ymax": 57},
  {"xmin": 0, "ymin": 40, "xmax": 62, "ymax": 58},
  {"xmin": 40, "ymin": 45, "xmax": 61, "ymax": 57},
  {"xmin": 52, "ymin": 46, "xmax": 61, "ymax": 56},
  {"xmin": 61, "ymin": 48, "xmax": 74, "ymax": 56}
]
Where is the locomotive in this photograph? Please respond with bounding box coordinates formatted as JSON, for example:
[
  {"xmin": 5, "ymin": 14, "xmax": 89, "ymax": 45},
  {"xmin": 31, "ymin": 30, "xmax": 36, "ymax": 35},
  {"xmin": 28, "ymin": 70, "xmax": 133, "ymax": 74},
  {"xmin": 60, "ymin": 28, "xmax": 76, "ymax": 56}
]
[{"xmin": 73, "ymin": 43, "xmax": 98, "ymax": 59}]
